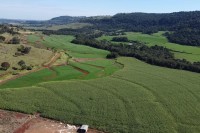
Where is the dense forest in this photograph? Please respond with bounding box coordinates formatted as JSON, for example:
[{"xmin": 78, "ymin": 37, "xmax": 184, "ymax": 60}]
[{"xmin": 81, "ymin": 11, "xmax": 200, "ymax": 46}]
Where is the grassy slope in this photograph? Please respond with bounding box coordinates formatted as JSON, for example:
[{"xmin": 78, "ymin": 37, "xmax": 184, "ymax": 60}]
[
  {"xmin": 98, "ymin": 32, "xmax": 200, "ymax": 62},
  {"xmin": 0, "ymin": 43, "xmax": 53, "ymax": 70},
  {"xmin": 0, "ymin": 57, "xmax": 199, "ymax": 133}
]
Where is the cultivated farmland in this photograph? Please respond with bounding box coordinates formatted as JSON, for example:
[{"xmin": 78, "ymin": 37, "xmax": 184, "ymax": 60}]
[
  {"xmin": 0, "ymin": 57, "xmax": 200, "ymax": 133},
  {"xmin": 28, "ymin": 34, "xmax": 109, "ymax": 58}
]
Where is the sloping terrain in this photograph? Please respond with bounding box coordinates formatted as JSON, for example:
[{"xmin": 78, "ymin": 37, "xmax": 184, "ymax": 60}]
[{"xmin": 0, "ymin": 57, "xmax": 199, "ymax": 133}]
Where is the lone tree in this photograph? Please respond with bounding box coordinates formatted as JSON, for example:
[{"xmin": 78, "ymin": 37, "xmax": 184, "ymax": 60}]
[
  {"xmin": 1, "ymin": 62, "xmax": 10, "ymax": 70},
  {"xmin": 18, "ymin": 60, "xmax": 25, "ymax": 67}
]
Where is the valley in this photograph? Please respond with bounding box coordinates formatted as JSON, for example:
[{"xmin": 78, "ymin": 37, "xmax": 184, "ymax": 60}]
[{"xmin": 0, "ymin": 10, "xmax": 200, "ymax": 133}]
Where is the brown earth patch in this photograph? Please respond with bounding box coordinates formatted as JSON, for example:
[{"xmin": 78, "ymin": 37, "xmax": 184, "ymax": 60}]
[{"xmin": 0, "ymin": 110, "xmax": 105, "ymax": 133}]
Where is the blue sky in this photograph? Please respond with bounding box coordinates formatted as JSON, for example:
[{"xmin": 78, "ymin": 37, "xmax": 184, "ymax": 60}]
[{"xmin": 0, "ymin": 0, "xmax": 199, "ymax": 20}]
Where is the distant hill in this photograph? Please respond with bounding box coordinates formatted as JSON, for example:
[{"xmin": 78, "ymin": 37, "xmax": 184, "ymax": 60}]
[
  {"xmin": 49, "ymin": 16, "xmax": 86, "ymax": 25},
  {"xmin": 81, "ymin": 11, "xmax": 200, "ymax": 31},
  {"xmin": 0, "ymin": 19, "xmax": 26, "ymax": 24},
  {"xmin": 0, "ymin": 16, "xmax": 86, "ymax": 26},
  {"xmin": 24, "ymin": 16, "xmax": 86, "ymax": 26}
]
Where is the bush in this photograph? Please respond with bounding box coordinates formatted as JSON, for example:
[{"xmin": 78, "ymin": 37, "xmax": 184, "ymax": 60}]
[
  {"xmin": 0, "ymin": 36, "xmax": 5, "ymax": 42},
  {"xmin": 8, "ymin": 37, "xmax": 20, "ymax": 44},
  {"xmin": 26, "ymin": 66, "xmax": 33, "ymax": 70},
  {"xmin": 17, "ymin": 45, "xmax": 31, "ymax": 55},
  {"xmin": 12, "ymin": 67, "xmax": 18, "ymax": 70},
  {"xmin": 18, "ymin": 60, "xmax": 25, "ymax": 67},
  {"xmin": 106, "ymin": 52, "xmax": 119, "ymax": 59},
  {"xmin": 112, "ymin": 37, "xmax": 129, "ymax": 42},
  {"xmin": 1, "ymin": 62, "xmax": 10, "ymax": 70}
]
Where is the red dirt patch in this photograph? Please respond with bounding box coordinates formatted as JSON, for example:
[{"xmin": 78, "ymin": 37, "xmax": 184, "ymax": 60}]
[{"xmin": 0, "ymin": 110, "xmax": 105, "ymax": 133}]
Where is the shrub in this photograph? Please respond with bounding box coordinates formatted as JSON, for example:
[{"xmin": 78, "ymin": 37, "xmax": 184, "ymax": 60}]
[
  {"xmin": 18, "ymin": 60, "xmax": 25, "ymax": 67},
  {"xmin": 112, "ymin": 37, "xmax": 129, "ymax": 42},
  {"xmin": 26, "ymin": 66, "xmax": 33, "ymax": 70},
  {"xmin": 1, "ymin": 62, "xmax": 10, "ymax": 70},
  {"xmin": 12, "ymin": 67, "xmax": 18, "ymax": 70},
  {"xmin": 106, "ymin": 52, "xmax": 119, "ymax": 59},
  {"xmin": 0, "ymin": 36, "xmax": 5, "ymax": 42},
  {"xmin": 8, "ymin": 37, "xmax": 20, "ymax": 44}
]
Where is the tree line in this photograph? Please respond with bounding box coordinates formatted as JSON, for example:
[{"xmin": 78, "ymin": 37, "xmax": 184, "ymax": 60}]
[{"xmin": 71, "ymin": 35, "xmax": 200, "ymax": 73}]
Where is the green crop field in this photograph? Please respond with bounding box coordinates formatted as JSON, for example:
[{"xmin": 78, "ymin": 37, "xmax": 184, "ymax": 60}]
[
  {"xmin": 27, "ymin": 34, "xmax": 41, "ymax": 44},
  {"xmin": 0, "ymin": 59, "xmax": 121, "ymax": 89},
  {"xmin": 28, "ymin": 34, "xmax": 109, "ymax": 58},
  {"xmin": 98, "ymin": 32, "xmax": 200, "ymax": 62},
  {"xmin": 0, "ymin": 57, "xmax": 199, "ymax": 133}
]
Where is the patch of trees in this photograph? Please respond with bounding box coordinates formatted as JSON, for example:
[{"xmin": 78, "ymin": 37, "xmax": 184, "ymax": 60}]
[
  {"xmin": 15, "ymin": 45, "xmax": 31, "ymax": 56},
  {"xmin": 0, "ymin": 62, "xmax": 10, "ymax": 71},
  {"xmin": 8, "ymin": 37, "xmax": 20, "ymax": 44},
  {"xmin": 16, "ymin": 60, "xmax": 33, "ymax": 70},
  {"xmin": 41, "ymin": 27, "xmax": 104, "ymax": 39},
  {"xmin": 71, "ymin": 36, "xmax": 200, "ymax": 73},
  {"xmin": 0, "ymin": 24, "xmax": 19, "ymax": 35},
  {"xmin": 112, "ymin": 37, "xmax": 129, "ymax": 42},
  {"xmin": 165, "ymin": 30, "xmax": 200, "ymax": 46}
]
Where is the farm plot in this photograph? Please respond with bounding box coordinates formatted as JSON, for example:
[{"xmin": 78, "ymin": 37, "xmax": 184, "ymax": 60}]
[
  {"xmin": 0, "ymin": 57, "xmax": 199, "ymax": 133},
  {"xmin": 0, "ymin": 59, "xmax": 121, "ymax": 89},
  {"xmin": 28, "ymin": 35, "xmax": 109, "ymax": 58}
]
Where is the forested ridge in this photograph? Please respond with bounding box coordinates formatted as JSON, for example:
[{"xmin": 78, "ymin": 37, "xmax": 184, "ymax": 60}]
[{"xmin": 81, "ymin": 11, "xmax": 200, "ymax": 46}]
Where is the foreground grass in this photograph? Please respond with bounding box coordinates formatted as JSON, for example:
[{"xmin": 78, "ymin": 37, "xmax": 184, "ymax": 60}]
[
  {"xmin": 98, "ymin": 32, "xmax": 200, "ymax": 62},
  {"xmin": 0, "ymin": 57, "xmax": 199, "ymax": 133}
]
